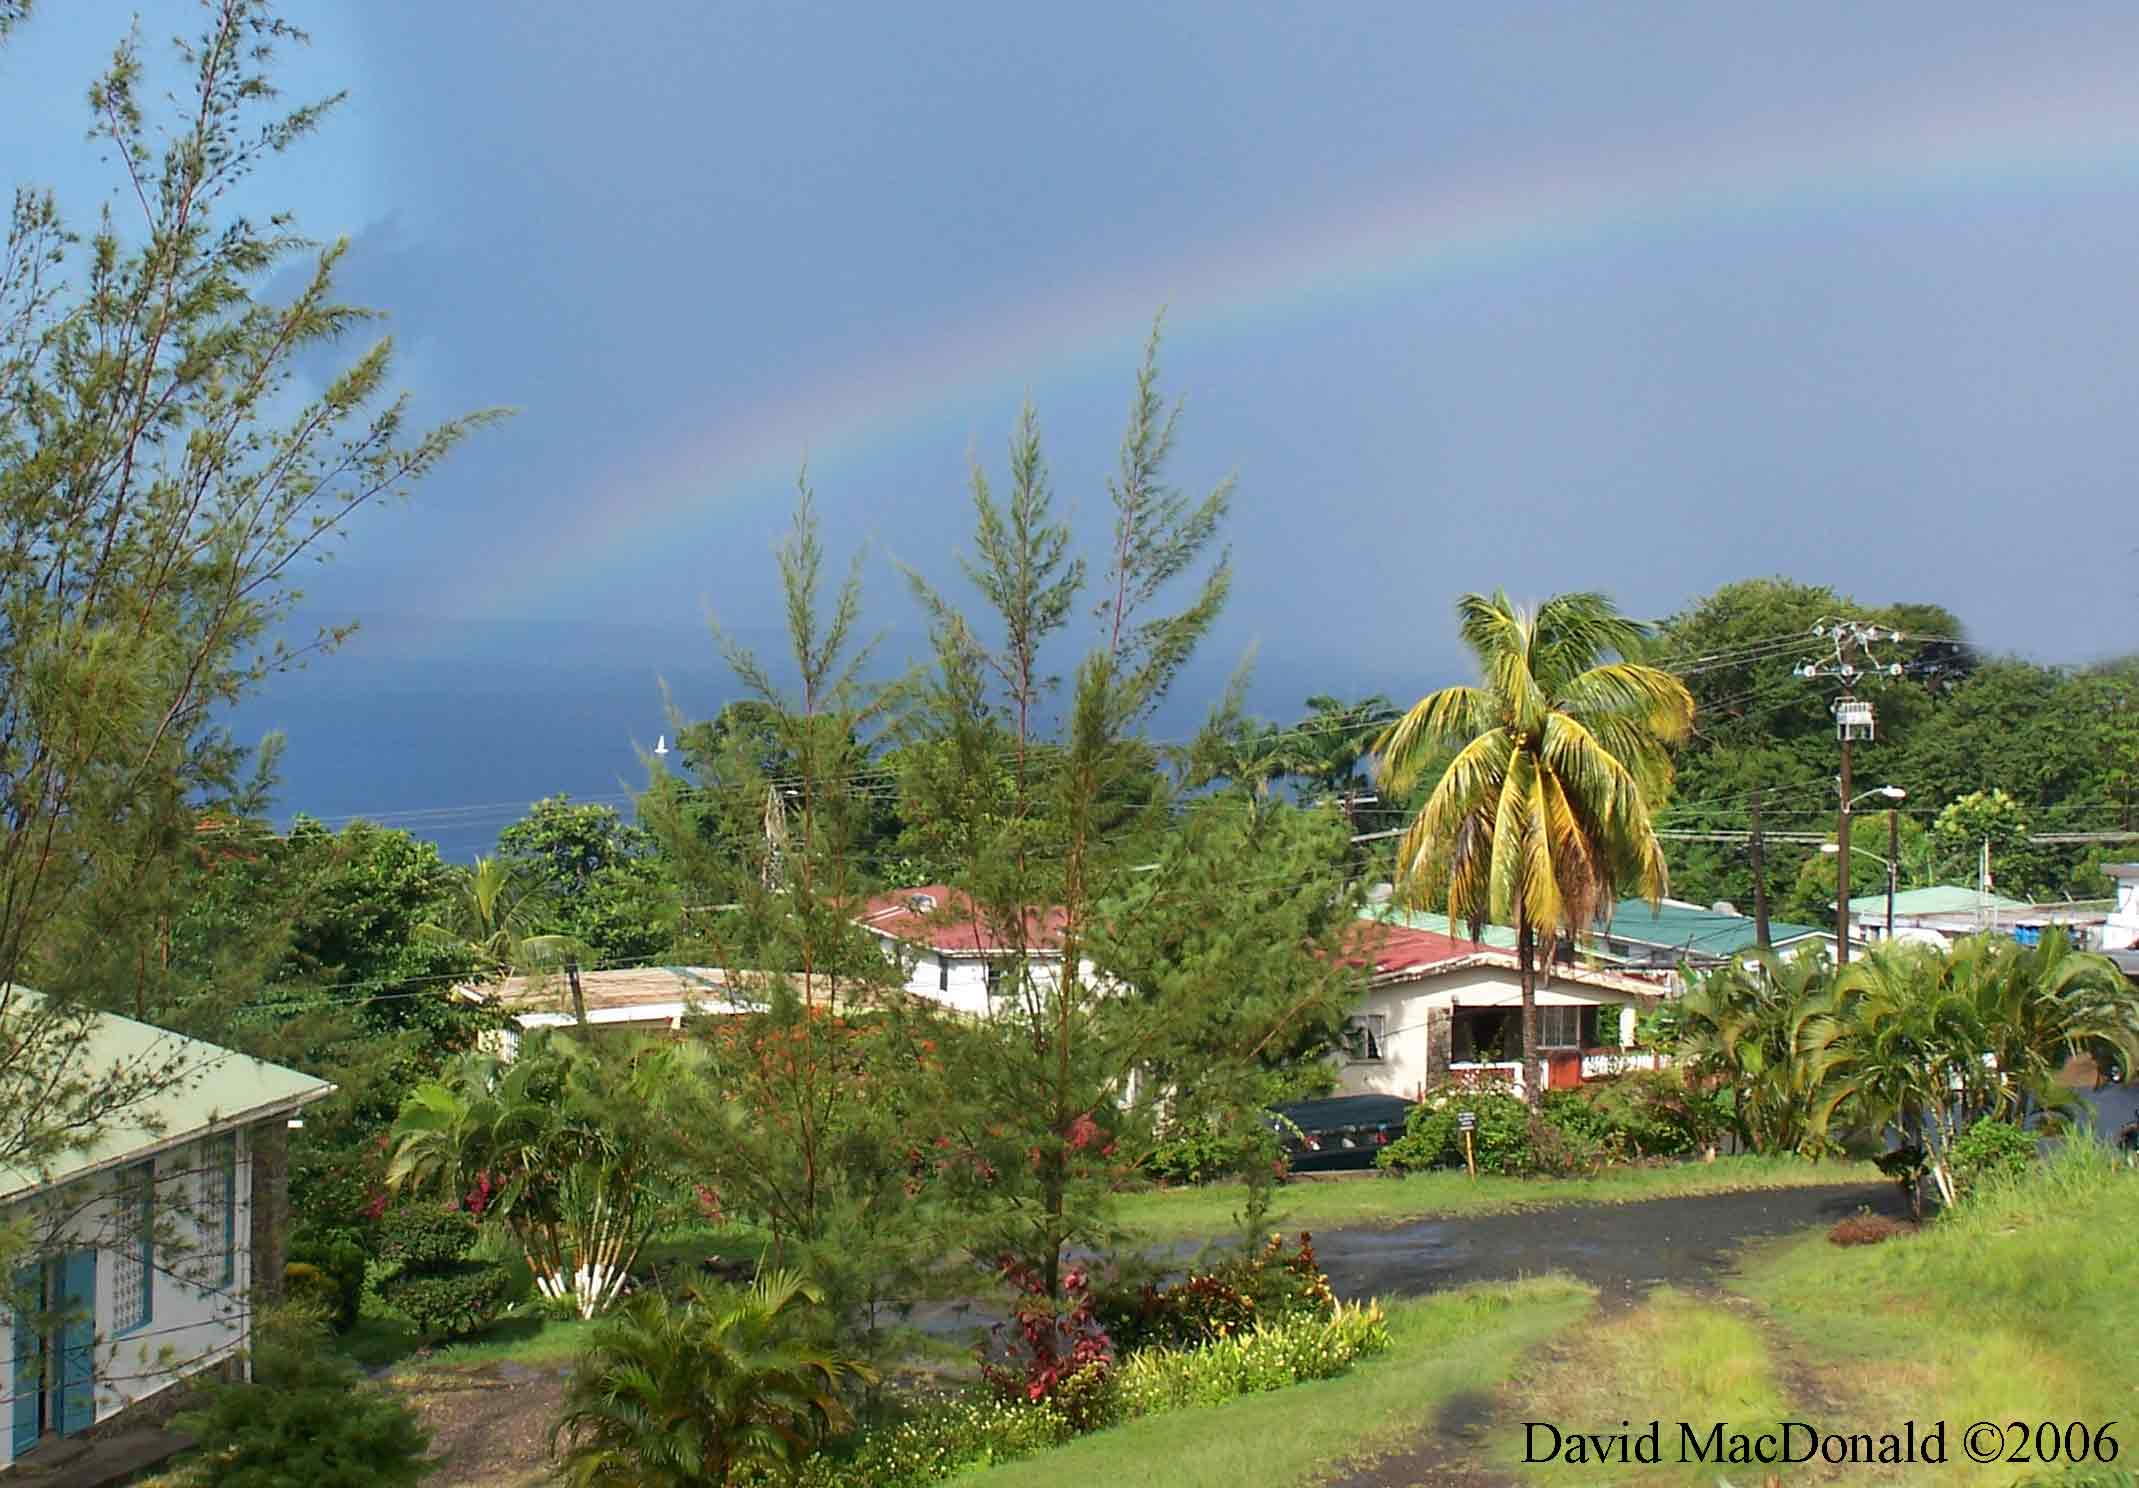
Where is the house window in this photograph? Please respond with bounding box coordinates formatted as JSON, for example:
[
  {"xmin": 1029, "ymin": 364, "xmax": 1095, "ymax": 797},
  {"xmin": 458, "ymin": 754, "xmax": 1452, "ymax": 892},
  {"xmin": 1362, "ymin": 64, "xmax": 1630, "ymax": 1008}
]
[
  {"xmin": 111, "ymin": 1160, "xmax": 154, "ymax": 1334},
  {"xmin": 197, "ymin": 1133, "xmax": 238, "ymax": 1287},
  {"xmin": 937, "ymin": 955, "xmax": 949, "ymax": 993},
  {"xmin": 985, "ymin": 960, "xmax": 1003, "ymax": 1000},
  {"xmin": 1537, "ymin": 1006, "xmax": 1583, "ymax": 1049},
  {"xmin": 1343, "ymin": 1013, "xmax": 1386, "ymax": 1063}
]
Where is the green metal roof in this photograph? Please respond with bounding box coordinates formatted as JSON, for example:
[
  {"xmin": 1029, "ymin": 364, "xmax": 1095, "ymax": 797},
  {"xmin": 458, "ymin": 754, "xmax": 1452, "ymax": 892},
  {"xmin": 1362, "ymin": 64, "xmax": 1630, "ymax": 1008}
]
[
  {"xmin": 1, "ymin": 990, "xmax": 334, "ymax": 1203},
  {"xmin": 1844, "ymin": 883, "xmax": 2030, "ymax": 916},
  {"xmin": 1601, "ymin": 898, "xmax": 1827, "ymax": 956},
  {"xmin": 1367, "ymin": 906, "xmax": 1521, "ymax": 952}
]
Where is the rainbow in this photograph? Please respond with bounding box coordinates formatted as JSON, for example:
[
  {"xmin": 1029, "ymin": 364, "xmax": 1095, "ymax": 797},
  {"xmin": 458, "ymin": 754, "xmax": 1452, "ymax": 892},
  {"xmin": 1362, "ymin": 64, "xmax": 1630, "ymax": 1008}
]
[{"xmin": 461, "ymin": 61, "xmax": 2139, "ymax": 612}]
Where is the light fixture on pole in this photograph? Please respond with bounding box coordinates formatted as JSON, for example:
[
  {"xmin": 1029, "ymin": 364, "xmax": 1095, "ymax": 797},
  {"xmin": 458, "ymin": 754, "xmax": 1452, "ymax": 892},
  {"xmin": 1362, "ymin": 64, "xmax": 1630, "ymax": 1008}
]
[{"xmin": 1824, "ymin": 785, "xmax": 1904, "ymax": 941}]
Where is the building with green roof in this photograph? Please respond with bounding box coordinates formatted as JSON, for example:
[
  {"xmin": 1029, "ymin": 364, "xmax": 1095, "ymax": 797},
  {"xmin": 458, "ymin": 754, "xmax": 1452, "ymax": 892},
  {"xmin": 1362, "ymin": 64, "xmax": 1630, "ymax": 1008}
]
[
  {"xmin": 1843, "ymin": 884, "xmax": 2029, "ymax": 920},
  {"xmin": 3, "ymin": 991, "xmax": 332, "ymax": 1468},
  {"xmin": 1594, "ymin": 898, "xmax": 1841, "ymax": 968}
]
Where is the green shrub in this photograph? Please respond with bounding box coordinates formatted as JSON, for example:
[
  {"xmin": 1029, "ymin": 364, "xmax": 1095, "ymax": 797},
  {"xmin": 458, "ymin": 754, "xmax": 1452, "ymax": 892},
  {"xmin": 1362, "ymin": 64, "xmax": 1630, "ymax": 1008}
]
[
  {"xmin": 376, "ymin": 1205, "xmax": 478, "ymax": 1267},
  {"xmin": 783, "ymin": 1303, "xmax": 1391, "ymax": 1488},
  {"xmin": 1948, "ymin": 1116, "xmax": 2038, "ymax": 1200},
  {"xmin": 1109, "ymin": 1300, "xmax": 1391, "ymax": 1418},
  {"xmin": 1586, "ymin": 1069, "xmax": 1725, "ymax": 1156},
  {"xmin": 1376, "ymin": 1087, "xmax": 1533, "ymax": 1174},
  {"xmin": 1539, "ymin": 1089, "xmax": 1615, "ymax": 1146},
  {"xmin": 782, "ymin": 1394, "xmax": 1073, "ymax": 1488},
  {"xmin": 287, "ymin": 1232, "xmax": 367, "ymax": 1333},
  {"xmin": 1144, "ymin": 1111, "xmax": 1282, "ymax": 1186},
  {"xmin": 379, "ymin": 1263, "xmax": 514, "ymax": 1339},
  {"xmin": 374, "ymin": 1204, "xmax": 508, "ymax": 1338},
  {"xmin": 174, "ymin": 1308, "xmax": 433, "ymax": 1488}
]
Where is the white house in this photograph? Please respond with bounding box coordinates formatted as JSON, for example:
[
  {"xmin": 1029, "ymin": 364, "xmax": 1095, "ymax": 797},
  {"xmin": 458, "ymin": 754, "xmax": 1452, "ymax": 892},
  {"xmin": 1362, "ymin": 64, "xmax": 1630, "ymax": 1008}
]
[
  {"xmin": 2, "ymin": 993, "xmax": 332, "ymax": 1470},
  {"xmin": 855, "ymin": 886, "xmax": 1086, "ymax": 1016},
  {"xmin": 2103, "ymin": 864, "xmax": 2139, "ymax": 952},
  {"xmin": 1331, "ymin": 921, "xmax": 1664, "ymax": 1100}
]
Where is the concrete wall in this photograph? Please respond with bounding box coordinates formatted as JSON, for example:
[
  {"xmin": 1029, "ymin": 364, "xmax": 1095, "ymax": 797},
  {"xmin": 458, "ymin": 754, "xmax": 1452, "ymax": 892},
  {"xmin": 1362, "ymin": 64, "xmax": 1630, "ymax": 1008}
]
[{"xmin": 2, "ymin": 1130, "xmax": 256, "ymax": 1468}]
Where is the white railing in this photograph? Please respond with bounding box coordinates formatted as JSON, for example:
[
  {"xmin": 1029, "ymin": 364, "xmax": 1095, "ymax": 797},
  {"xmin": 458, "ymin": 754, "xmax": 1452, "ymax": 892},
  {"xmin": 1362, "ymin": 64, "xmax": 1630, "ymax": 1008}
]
[
  {"xmin": 1447, "ymin": 1060, "xmax": 1525, "ymax": 1094},
  {"xmin": 1582, "ymin": 1050, "xmax": 1669, "ymax": 1079}
]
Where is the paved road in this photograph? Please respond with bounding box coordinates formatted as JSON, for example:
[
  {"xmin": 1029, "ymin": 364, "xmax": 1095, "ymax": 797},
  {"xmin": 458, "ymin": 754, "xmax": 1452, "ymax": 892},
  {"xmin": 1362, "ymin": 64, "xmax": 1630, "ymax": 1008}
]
[
  {"xmin": 1313, "ymin": 1182, "xmax": 1906, "ymax": 1304},
  {"xmin": 2072, "ymin": 1080, "xmax": 2139, "ymax": 1148}
]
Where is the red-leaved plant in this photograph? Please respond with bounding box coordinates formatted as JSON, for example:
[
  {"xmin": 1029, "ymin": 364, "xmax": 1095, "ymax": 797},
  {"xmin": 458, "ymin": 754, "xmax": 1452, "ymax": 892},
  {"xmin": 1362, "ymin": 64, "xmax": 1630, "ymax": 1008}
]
[{"xmin": 980, "ymin": 1257, "xmax": 1115, "ymax": 1429}]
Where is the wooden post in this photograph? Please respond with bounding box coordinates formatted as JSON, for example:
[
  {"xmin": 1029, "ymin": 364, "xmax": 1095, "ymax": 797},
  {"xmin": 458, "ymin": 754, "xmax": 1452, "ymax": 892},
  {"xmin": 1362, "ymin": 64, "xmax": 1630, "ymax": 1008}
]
[
  {"xmin": 1459, "ymin": 1110, "xmax": 1478, "ymax": 1180},
  {"xmin": 249, "ymin": 1118, "xmax": 290, "ymax": 1304}
]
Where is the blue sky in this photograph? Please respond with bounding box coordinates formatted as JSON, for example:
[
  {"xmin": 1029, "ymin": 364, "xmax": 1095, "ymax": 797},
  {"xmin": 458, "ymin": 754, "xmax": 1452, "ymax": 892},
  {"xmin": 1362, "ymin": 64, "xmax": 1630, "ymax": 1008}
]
[{"xmin": 7, "ymin": 2, "xmax": 2139, "ymax": 856}]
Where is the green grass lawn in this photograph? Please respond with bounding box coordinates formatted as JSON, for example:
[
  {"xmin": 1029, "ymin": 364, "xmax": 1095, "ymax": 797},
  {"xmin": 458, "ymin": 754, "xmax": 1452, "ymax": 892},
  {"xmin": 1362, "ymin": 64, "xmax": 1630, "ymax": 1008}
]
[
  {"xmin": 1114, "ymin": 1155, "xmax": 1878, "ymax": 1247},
  {"xmin": 1725, "ymin": 1141, "xmax": 2139, "ymax": 1486},
  {"xmin": 1502, "ymin": 1286, "xmax": 1796, "ymax": 1487},
  {"xmin": 952, "ymin": 1278, "xmax": 1593, "ymax": 1488},
  {"xmin": 344, "ymin": 1307, "xmax": 597, "ymax": 1375}
]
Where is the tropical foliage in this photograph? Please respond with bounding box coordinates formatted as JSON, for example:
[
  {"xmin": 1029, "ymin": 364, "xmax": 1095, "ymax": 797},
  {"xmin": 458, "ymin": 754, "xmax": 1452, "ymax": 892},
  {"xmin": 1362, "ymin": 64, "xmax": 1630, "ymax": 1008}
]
[
  {"xmin": 387, "ymin": 1033, "xmax": 673, "ymax": 1317},
  {"xmin": 1676, "ymin": 932, "xmax": 2139, "ymax": 1209},
  {"xmin": 1376, "ymin": 591, "xmax": 1694, "ymax": 1101},
  {"xmin": 551, "ymin": 1273, "xmax": 869, "ymax": 1488}
]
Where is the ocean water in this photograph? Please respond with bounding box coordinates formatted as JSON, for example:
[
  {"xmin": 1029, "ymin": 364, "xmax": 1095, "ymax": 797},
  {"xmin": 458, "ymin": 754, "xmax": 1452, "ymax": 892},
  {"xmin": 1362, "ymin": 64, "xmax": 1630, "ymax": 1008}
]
[{"xmin": 225, "ymin": 622, "xmax": 1415, "ymax": 865}]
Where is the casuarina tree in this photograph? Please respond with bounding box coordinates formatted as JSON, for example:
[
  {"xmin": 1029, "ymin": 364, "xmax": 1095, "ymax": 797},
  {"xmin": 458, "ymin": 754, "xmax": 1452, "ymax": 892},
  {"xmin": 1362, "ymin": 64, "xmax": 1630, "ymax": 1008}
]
[
  {"xmin": 896, "ymin": 321, "xmax": 1357, "ymax": 1312},
  {"xmin": 0, "ymin": 1, "xmax": 494, "ymax": 1249}
]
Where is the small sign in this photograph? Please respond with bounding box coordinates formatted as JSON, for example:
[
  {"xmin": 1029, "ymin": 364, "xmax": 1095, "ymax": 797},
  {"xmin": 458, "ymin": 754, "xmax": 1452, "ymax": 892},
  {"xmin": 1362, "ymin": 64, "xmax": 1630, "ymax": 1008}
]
[{"xmin": 1457, "ymin": 1110, "xmax": 1477, "ymax": 1132}]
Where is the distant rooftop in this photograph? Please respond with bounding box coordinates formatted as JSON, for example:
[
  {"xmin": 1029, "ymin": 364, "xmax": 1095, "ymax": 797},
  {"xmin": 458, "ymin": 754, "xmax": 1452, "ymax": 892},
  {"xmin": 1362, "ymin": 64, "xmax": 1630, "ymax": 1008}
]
[
  {"xmin": 1845, "ymin": 884, "xmax": 2030, "ymax": 916},
  {"xmin": 1600, "ymin": 898, "xmax": 1829, "ymax": 957},
  {"xmin": 1362, "ymin": 907, "xmax": 1638, "ymax": 967},
  {"xmin": 460, "ymin": 964, "xmax": 767, "ymax": 1015}
]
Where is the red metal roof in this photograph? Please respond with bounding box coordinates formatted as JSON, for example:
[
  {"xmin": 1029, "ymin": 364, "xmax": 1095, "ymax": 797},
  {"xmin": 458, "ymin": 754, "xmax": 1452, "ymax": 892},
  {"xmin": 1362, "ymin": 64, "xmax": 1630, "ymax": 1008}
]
[
  {"xmin": 1334, "ymin": 921, "xmax": 1477, "ymax": 978},
  {"xmin": 856, "ymin": 885, "xmax": 1070, "ymax": 955}
]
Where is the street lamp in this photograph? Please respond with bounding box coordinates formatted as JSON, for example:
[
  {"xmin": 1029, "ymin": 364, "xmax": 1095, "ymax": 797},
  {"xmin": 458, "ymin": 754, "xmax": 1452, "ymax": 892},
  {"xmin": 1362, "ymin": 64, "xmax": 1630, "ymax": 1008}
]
[{"xmin": 1830, "ymin": 785, "xmax": 1906, "ymax": 956}]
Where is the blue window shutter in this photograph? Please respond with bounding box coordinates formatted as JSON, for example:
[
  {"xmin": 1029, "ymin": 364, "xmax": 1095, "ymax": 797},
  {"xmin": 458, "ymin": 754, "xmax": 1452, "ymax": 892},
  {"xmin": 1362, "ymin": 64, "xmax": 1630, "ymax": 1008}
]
[
  {"xmin": 56, "ymin": 1253, "xmax": 94, "ymax": 1437},
  {"xmin": 10, "ymin": 1263, "xmax": 40, "ymax": 1456}
]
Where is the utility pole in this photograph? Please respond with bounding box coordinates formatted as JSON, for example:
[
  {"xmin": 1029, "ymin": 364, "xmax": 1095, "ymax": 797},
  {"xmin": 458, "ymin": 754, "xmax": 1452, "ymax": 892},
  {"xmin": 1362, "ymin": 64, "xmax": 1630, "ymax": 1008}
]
[
  {"xmin": 1886, "ymin": 807, "xmax": 1899, "ymax": 941},
  {"xmin": 1836, "ymin": 717, "xmax": 1854, "ymax": 962},
  {"xmin": 1794, "ymin": 620, "xmax": 1904, "ymax": 967},
  {"xmin": 1749, "ymin": 789, "xmax": 1772, "ymax": 950}
]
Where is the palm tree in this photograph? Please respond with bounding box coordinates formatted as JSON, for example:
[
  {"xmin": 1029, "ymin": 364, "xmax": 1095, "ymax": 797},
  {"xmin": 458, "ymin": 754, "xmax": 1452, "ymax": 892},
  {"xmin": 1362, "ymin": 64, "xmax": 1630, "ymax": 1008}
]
[
  {"xmin": 1836, "ymin": 931, "xmax": 2139, "ymax": 1210},
  {"xmin": 388, "ymin": 1034, "xmax": 668, "ymax": 1317},
  {"xmin": 1376, "ymin": 591, "xmax": 1693, "ymax": 1103},
  {"xmin": 1951, "ymin": 930, "xmax": 2139, "ymax": 1118},
  {"xmin": 1293, "ymin": 694, "xmax": 1394, "ymax": 835},
  {"xmin": 1675, "ymin": 947, "xmax": 1856, "ymax": 1158},
  {"xmin": 551, "ymin": 1272, "xmax": 869, "ymax": 1488},
  {"xmin": 419, "ymin": 854, "xmax": 592, "ymax": 1021}
]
